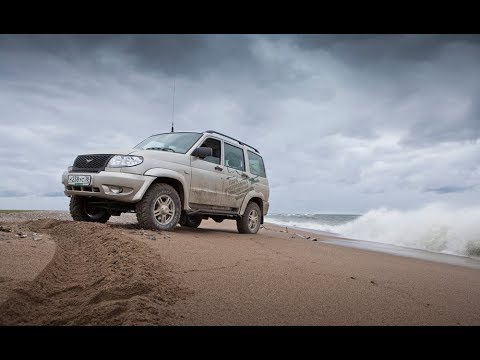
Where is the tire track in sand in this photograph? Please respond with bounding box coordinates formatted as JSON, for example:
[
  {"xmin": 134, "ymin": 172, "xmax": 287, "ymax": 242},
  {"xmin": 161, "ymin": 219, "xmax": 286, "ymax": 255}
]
[{"xmin": 0, "ymin": 219, "xmax": 191, "ymax": 325}]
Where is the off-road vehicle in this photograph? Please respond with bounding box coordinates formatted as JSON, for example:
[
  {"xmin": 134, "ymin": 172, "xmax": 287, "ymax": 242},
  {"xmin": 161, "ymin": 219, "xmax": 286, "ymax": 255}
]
[{"xmin": 62, "ymin": 130, "xmax": 269, "ymax": 234}]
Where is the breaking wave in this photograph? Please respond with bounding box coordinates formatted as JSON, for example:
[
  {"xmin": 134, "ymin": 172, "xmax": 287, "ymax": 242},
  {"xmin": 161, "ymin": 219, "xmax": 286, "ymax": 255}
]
[{"xmin": 267, "ymin": 203, "xmax": 480, "ymax": 258}]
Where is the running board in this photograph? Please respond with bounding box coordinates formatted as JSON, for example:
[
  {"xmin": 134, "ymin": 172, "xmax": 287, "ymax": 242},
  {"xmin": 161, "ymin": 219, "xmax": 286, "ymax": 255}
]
[{"xmin": 186, "ymin": 209, "xmax": 240, "ymax": 219}]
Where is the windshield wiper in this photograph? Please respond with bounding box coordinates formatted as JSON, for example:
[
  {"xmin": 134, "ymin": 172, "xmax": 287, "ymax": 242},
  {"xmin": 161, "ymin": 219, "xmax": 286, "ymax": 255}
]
[{"xmin": 145, "ymin": 147, "xmax": 176, "ymax": 153}]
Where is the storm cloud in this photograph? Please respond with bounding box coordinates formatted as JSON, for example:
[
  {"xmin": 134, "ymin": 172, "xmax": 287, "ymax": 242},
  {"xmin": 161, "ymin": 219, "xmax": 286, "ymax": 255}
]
[{"xmin": 0, "ymin": 34, "xmax": 479, "ymax": 213}]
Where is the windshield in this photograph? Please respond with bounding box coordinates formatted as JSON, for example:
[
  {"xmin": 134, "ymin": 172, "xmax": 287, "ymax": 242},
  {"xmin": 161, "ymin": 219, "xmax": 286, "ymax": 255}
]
[{"xmin": 134, "ymin": 132, "xmax": 202, "ymax": 154}]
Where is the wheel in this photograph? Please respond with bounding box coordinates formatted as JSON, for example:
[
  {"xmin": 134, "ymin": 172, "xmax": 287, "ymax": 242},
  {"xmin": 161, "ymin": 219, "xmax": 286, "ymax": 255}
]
[
  {"xmin": 237, "ymin": 202, "xmax": 261, "ymax": 234},
  {"xmin": 179, "ymin": 213, "xmax": 202, "ymax": 228},
  {"xmin": 69, "ymin": 196, "xmax": 111, "ymax": 223},
  {"xmin": 136, "ymin": 183, "xmax": 182, "ymax": 231}
]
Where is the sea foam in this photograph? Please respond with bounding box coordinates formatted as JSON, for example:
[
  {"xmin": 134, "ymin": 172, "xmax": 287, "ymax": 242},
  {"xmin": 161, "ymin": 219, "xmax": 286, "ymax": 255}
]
[{"xmin": 267, "ymin": 203, "xmax": 480, "ymax": 258}]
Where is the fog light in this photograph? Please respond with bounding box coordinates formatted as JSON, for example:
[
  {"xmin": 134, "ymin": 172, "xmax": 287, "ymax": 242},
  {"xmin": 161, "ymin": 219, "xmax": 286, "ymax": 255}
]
[{"xmin": 109, "ymin": 186, "xmax": 123, "ymax": 194}]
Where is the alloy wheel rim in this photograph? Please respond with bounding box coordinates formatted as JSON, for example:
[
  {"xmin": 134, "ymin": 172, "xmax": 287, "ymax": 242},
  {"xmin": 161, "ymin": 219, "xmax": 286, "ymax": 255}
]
[
  {"xmin": 248, "ymin": 209, "xmax": 259, "ymax": 231},
  {"xmin": 154, "ymin": 195, "xmax": 175, "ymax": 225}
]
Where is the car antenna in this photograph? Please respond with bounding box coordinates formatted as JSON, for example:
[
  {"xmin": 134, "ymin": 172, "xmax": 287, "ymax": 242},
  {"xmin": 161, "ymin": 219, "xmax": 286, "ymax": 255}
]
[{"xmin": 171, "ymin": 79, "xmax": 175, "ymax": 132}]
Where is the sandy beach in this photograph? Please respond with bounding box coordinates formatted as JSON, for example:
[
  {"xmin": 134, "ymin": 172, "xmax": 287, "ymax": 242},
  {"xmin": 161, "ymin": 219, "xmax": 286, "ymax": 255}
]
[{"xmin": 0, "ymin": 211, "xmax": 479, "ymax": 325}]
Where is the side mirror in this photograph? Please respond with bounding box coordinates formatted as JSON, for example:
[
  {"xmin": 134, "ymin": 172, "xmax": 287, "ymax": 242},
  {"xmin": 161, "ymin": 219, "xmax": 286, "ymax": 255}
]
[{"xmin": 192, "ymin": 147, "xmax": 213, "ymax": 159}]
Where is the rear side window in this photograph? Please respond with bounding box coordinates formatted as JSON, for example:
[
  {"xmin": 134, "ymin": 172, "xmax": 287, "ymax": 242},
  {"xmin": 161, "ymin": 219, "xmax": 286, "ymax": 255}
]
[
  {"xmin": 224, "ymin": 143, "xmax": 245, "ymax": 171},
  {"xmin": 247, "ymin": 151, "xmax": 266, "ymax": 178}
]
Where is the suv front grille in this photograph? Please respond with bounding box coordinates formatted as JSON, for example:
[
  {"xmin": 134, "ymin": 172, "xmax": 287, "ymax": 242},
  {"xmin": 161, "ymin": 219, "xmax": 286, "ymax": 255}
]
[{"xmin": 72, "ymin": 154, "xmax": 114, "ymax": 173}]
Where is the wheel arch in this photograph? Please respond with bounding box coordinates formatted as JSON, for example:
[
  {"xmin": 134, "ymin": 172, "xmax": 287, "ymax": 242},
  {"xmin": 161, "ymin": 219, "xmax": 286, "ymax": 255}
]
[
  {"xmin": 240, "ymin": 193, "xmax": 265, "ymax": 224},
  {"xmin": 150, "ymin": 177, "xmax": 185, "ymax": 209},
  {"xmin": 143, "ymin": 169, "xmax": 188, "ymax": 209}
]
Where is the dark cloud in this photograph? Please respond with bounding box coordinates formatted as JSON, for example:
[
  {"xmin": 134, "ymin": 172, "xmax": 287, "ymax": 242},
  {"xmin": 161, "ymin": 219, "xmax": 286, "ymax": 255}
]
[
  {"xmin": 0, "ymin": 34, "xmax": 117, "ymax": 52},
  {"xmin": 404, "ymin": 117, "xmax": 480, "ymax": 146},
  {"xmin": 3, "ymin": 34, "xmax": 480, "ymax": 77},
  {"xmin": 1, "ymin": 34, "xmax": 479, "ymax": 212},
  {"xmin": 401, "ymin": 86, "xmax": 480, "ymax": 146},
  {"xmin": 0, "ymin": 34, "xmax": 259, "ymax": 79},
  {"xmin": 291, "ymin": 34, "xmax": 480, "ymax": 64},
  {"xmin": 127, "ymin": 34, "xmax": 260, "ymax": 78},
  {"xmin": 424, "ymin": 185, "xmax": 476, "ymax": 194}
]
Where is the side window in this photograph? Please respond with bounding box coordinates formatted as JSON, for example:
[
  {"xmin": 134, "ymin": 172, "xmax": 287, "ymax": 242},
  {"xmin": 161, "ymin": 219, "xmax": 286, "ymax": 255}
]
[
  {"xmin": 224, "ymin": 143, "xmax": 245, "ymax": 171},
  {"xmin": 199, "ymin": 138, "xmax": 221, "ymax": 164},
  {"xmin": 247, "ymin": 151, "xmax": 266, "ymax": 178}
]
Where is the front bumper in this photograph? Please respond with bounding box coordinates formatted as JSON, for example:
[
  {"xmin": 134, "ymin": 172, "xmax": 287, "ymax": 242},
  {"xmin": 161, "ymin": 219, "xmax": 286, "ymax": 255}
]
[{"xmin": 62, "ymin": 171, "xmax": 156, "ymax": 203}]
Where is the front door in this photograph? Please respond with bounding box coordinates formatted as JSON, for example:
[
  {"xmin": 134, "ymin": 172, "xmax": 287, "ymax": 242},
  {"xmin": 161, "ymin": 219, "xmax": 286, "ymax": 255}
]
[{"xmin": 189, "ymin": 137, "xmax": 227, "ymax": 209}]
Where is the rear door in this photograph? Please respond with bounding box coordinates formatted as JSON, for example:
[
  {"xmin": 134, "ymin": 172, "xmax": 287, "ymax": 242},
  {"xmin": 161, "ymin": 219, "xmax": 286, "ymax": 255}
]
[
  {"xmin": 246, "ymin": 150, "xmax": 269, "ymax": 208},
  {"xmin": 222, "ymin": 142, "xmax": 251, "ymax": 209}
]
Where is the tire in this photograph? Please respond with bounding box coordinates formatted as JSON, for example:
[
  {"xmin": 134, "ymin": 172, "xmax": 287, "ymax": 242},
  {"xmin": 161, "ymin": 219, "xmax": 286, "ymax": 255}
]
[
  {"xmin": 136, "ymin": 183, "xmax": 182, "ymax": 231},
  {"xmin": 237, "ymin": 202, "xmax": 261, "ymax": 234},
  {"xmin": 179, "ymin": 213, "xmax": 202, "ymax": 228},
  {"xmin": 69, "ymin": 196, "xmax": 111, "ymax": 223}
]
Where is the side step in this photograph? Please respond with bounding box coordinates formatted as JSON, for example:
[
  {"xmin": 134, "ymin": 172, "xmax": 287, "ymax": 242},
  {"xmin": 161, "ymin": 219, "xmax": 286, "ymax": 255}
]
[{"xmin": 186, "ymin": 209, "xmax": 240, "ymax": 219}]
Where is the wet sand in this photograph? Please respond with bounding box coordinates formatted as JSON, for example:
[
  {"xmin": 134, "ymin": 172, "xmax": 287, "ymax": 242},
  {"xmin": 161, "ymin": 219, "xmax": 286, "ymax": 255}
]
[{"xmin": 1, "ymin": 211, "xmax": 480, "ymax": 325}]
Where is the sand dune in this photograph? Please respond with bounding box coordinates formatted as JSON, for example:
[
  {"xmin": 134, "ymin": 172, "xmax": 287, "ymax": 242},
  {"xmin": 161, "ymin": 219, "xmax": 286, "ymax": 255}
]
[{"xmin": 0, "ymin": 218, "xmax": 189, "ymax": 325}]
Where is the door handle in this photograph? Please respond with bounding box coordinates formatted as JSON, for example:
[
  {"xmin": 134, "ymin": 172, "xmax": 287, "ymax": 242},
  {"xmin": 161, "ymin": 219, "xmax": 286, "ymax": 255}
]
[{"xmin": 215, "ymin": 166, "xmax": 223, "ymax": 171}]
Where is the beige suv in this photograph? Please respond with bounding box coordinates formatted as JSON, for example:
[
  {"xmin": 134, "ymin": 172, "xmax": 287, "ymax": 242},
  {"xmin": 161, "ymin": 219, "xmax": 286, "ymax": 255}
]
[{"xmin": 62, "ymin": 130, "xmax": 269, "ymax": 234}]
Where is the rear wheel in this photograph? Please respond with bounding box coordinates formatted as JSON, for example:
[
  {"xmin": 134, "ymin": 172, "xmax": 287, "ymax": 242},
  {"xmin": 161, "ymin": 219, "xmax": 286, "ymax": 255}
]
[
  {"xmin": 136, "ymin": 183, "xmax": 182, "ymax": 231},
  {"xmin": 237, "ymin": 202, "xmax": 261, "ymax": 234},
  {"xmin": 69, "ymin": 196, "xmax": 111, "ymax": 223}
]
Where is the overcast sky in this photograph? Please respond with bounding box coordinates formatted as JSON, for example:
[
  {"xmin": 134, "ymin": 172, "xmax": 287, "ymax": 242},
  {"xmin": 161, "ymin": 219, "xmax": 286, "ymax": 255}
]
[{"xmin": 0, "ymin": 34, "xmax": 479, "ymax": 214}]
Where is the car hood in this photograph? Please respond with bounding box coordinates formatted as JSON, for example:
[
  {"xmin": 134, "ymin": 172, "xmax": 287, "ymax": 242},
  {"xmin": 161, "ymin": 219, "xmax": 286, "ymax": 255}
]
[
  {"xmin": 82, "ymin": 148, "xmax": 137, "ymax": 156},
  {"xmin": 129, "ymin": 148, "xmax": 190, "ymax": 165}
]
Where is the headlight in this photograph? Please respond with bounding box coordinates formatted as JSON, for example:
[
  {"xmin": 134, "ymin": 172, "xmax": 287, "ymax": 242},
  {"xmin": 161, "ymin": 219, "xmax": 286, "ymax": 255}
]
[{"xmin": 107, "ymin": 155, "xmax": 144, "ymax": 168}]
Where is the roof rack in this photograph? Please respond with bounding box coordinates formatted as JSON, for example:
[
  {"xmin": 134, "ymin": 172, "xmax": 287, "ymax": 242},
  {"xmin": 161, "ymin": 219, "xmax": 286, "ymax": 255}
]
[{"xmin": 204, "ymin": 130, "xmax": 260, "ymax": 153}]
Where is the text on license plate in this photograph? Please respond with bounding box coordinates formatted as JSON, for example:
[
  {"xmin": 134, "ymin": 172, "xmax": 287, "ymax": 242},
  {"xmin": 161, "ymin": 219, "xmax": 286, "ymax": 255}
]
[{"xmin": 68, "ymin": 175, "xmax": 91, "ymax": 186}]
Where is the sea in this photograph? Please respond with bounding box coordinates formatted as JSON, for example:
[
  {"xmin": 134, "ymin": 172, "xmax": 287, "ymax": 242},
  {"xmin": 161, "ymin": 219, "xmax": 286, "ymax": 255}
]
[{"xmin": 265, "ymin": 203, "xmax": 480, "ymax": 268}]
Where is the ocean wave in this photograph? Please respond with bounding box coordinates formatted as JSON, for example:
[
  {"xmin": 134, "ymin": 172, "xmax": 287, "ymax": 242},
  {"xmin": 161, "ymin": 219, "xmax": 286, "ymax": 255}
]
[{"xmin": 267, "ymin": 203, "xmax": 480, "ymax": 258}]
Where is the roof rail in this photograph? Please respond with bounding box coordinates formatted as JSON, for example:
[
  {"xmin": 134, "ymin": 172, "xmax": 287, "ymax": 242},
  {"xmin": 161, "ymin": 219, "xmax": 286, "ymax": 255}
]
[{"xmin": 204, "ymin": 130, "xmax": 260, "ymax": 153}]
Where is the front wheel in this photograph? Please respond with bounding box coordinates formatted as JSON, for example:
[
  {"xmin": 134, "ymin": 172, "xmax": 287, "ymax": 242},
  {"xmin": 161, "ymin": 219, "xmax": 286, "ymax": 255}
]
[
  {"xmin": 237, "ymin": 202, "xmax": 261, "ymax": 234},
  {"xmin": 136, "ymin": 183, "xmax": 182, "ymax": 231},
  {"xmin": 69, "ymin": 196, "xmax": 111, "ymax": 223}
]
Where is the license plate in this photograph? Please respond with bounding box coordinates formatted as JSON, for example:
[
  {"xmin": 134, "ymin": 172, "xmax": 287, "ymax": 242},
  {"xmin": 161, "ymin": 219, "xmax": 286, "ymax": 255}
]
[{"xmin": 68, "ymin": 175, "xmax": 91, "ymax": 186}]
